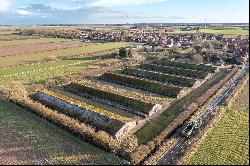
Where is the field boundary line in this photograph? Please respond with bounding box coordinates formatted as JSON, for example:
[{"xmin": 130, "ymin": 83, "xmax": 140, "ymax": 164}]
[{"xmin": 0, "ymin": 60, "xmax": 96, "ymax": 79}]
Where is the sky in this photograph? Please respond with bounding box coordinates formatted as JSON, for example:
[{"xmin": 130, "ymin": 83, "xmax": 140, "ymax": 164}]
[{"xmin": 0, "ymin": 0, "xmax": 249, "ymax": 25}]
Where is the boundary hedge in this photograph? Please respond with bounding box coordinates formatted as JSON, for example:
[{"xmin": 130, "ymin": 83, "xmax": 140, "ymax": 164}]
[
  {"xmin": 100, "ymin": 73, "xmax": 182, "ymax": 97},
  {"xmin": 139, "ymin": 64, "xmax": 208, "ymax": 79},
  {"xmin": 121, "ymin": 68, "xmax": 196, "ymax": 87}
]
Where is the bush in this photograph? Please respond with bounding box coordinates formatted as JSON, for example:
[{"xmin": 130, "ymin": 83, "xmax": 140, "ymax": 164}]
[
  {"xmin": 119, "ymin": 47, "xmax": 128, "ymax": 58},
  {"xmin": 0, "ymin": 81, "xmax": 28, "ymax": 101}
]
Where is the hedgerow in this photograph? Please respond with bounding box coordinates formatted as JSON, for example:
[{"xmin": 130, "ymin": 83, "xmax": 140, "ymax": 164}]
[
  {"xmin": 65, "ymin": 83, "xmax": 156, "ymax": 117},
  {"xmin": 100, "ymin": 72, "xmax": 182, "ymax": 97},
  {"xmin": 139, "ymin": 64, "xmax": 208, "ymax": 79},
  {"xmin": 121, "ymin": 68, "xmax": 196, "ymax": 87}
]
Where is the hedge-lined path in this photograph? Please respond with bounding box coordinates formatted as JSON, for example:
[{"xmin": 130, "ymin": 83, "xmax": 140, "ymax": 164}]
[{"xmin": 0, "ymin": 126, "xmax": 54, "ymax": 165}]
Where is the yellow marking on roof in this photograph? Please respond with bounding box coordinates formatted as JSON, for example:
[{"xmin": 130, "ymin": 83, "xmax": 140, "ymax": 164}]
[{"xmin": 42, "ymin": 90, "xmax": 142, "ymax": 123}]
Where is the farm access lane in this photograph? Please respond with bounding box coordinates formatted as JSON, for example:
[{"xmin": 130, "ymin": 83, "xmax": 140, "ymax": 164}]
[{"xmin": 157, "ymin": 64, "xmax": 249, "ymax": 165}]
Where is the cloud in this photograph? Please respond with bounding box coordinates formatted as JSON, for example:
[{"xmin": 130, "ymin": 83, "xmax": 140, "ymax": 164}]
[
  {"xmin": 83, "ymin": 0, "xmax": 168, "ymax": 8},
  {"xmin": 17, "ymin": 8, "xmax": 32, "ymax": 15},
  {"xmin": 49, "ymin": 0, "xmax": 169, "ymax": 10},
  {"xmin": 0, "ymin": 0, "xmax": 14, "ymax": 12}
]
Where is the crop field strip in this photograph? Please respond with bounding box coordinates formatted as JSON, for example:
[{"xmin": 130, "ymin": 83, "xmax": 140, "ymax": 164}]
[
  {"xmin": 135, "ymin": 68, "xmax": 227, "ymax": 144},
  {"xmin": 39, "ymin": 90, "xmax": 140, "ymax": 123},
  {"xmin": 0, "ymin": 38, "xmax": 73, "ymax": 47},
  {"xmin": 138, "ymin": 64, "xmax": 208, "ymax": 79},
  {"xmin": 0, "ymin": 42, "xmax": 134, "ymax": 68},
  {"xmin": 0, "ymin": 41, "xmax": 93, "ymax": 57},
  {"xmin": 99, "ymin": 72, "xmax": 182, "ymax": 97},
  {"xmin": 119, "ymin": 68, "xmax": 196, "ymax": 87},
  {"xmin": 81, "ymin": 79, "xmax": 174, "ymax": 105},
  {"xmin": 0, "ymin": 60, "xmax": 88, "ymax": 79},
  {"xmin": 65, "ymin": 83, "xmax": 157, "ymax": 118}
]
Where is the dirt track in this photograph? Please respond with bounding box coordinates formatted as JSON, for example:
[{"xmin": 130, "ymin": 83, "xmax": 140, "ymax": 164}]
[{"xmin": 0, "ymin": 126, "xmax": 53, "ymax": 165}]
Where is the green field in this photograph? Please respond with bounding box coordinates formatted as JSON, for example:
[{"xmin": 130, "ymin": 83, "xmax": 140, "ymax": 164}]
[
  {"xmin": 0, "ymin": 100, "xmax": 125, "ymax": 165},
  {"xmin": 173, "ymin": 28, "xmax": 249, "ymax": 36},
  {"xmin": 187, "ymin": 80, "xmax": 249, "ymax": 165},
  {"xmin": 0, "ymin": 38, "xmax": 73, "ymax": 47},
  {"xmin": 0, "ymin": 42, "xmax": 133, "ymax": 68},
  {"xmin": 0, "ymin": 52, "xmax": 118, "ymax": 84}
]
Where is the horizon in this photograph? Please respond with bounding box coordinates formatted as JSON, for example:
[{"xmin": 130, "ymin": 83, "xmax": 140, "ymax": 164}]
[
  {"xmin": 0, "ymin": 0, "xmax": 249, "ymax": 25},
  {"xmin": 0, "ymin": 23, "xmax": 249, "ymax": 26}
]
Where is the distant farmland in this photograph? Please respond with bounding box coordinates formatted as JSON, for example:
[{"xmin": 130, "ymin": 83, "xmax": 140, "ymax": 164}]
[
  {"xmin": 0, "ymin": 42, "xmax": 134, "ymax": 68},
  {"xmin": 172, "ymin": 28, "xmax": 249, "ymax": 36},
  {"xmin": 0, "ymin": 38, "xmax": 72, "ymax": 47},
  {"xmin": 0, "ymin": 36, "xmax": 135, "ymax": 84}
]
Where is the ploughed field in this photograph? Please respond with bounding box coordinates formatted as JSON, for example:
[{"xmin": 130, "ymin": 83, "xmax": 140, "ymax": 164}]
[{"xmin": 0, "ymin": 41, "xmax": 91, "ymax": 57}]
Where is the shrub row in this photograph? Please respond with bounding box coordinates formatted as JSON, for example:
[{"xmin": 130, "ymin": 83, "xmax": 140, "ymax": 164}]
[
  {"xmin": 100, "ymin": 73, "xmax": 182, "ymax": 98},
  {"xmin": 139, "ymin": 64, "xmax": 208, "ymax": 79},
  {"xmin": 32, "ymin": 91, "xmax": 126, "ymax": 135},
  {"xmin": 120, "ymin": 68, "xmax": 196, "ymax": 87},
  {"xmin": 153, "ymin": 60, "xmax": 217, "ymax": 73},
  {"xmin": 65, "ymin": 83, "xmax": 156, "ymax": 117}
]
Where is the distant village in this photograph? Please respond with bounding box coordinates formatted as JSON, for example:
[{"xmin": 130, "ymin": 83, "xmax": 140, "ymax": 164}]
[{"xmin": 21, "ymin": 27, "xmax": 249, "ymax": 65}]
